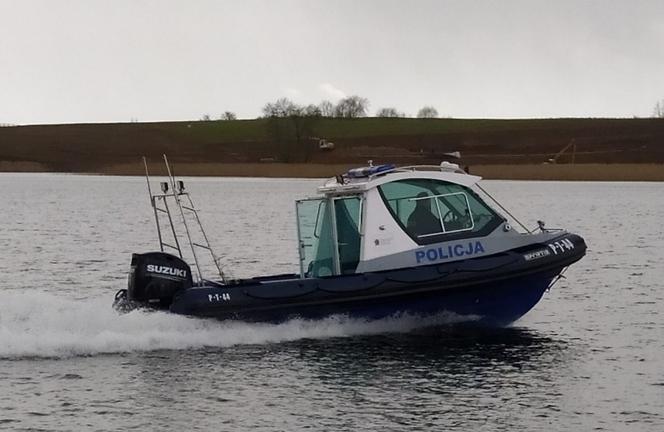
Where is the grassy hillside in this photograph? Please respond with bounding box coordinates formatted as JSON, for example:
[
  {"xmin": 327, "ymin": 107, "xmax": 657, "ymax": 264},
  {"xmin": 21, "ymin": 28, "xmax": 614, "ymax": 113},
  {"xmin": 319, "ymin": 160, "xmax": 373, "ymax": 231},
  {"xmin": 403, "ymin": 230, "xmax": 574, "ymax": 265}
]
[{"xmin": 1, "ymin": 117, "xmax": 663, "ymax": 173}]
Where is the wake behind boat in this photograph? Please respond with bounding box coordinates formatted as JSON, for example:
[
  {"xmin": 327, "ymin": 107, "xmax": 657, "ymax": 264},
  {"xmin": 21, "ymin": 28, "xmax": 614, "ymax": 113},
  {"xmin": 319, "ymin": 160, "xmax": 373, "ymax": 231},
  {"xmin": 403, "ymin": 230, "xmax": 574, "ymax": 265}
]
[{"xmin": 113, "ymin": 156, "xmax": 586, "ymax": 326}]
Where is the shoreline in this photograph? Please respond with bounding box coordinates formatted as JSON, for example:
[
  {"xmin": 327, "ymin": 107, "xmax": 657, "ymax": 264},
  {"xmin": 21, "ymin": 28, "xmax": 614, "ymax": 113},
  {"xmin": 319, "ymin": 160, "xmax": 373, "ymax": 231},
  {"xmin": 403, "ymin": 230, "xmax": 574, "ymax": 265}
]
[{"xmin": 0, "ymin": 162, "xmax": 662, "ymax": 181}]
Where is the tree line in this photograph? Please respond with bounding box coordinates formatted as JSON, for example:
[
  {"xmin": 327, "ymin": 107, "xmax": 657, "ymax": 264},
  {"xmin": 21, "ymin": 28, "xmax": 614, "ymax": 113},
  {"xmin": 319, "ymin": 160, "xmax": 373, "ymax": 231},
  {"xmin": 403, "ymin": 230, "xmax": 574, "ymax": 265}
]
[
  {"xmin": 204, "ymin": 96, "xmax": 439, "ymax": 121},
  {"xmin": 261, "ymin": 95, "xmax": 439, "ymax": 119}
]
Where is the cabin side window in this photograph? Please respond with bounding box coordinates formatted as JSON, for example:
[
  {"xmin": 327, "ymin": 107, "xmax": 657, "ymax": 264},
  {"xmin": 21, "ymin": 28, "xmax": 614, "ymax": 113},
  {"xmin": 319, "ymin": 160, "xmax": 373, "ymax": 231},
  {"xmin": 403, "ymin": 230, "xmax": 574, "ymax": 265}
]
[{"xmin": 378, "ymin": 179, "xmax": 502, "ymax": 244}]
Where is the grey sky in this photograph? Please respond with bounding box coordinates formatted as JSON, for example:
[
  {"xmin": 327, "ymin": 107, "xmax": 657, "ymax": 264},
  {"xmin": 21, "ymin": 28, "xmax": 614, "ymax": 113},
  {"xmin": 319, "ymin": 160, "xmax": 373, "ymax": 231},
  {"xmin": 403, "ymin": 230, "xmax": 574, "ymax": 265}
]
[{"xmin": 1, "ymin": 0, "xmax": 663, "ymax": 124}]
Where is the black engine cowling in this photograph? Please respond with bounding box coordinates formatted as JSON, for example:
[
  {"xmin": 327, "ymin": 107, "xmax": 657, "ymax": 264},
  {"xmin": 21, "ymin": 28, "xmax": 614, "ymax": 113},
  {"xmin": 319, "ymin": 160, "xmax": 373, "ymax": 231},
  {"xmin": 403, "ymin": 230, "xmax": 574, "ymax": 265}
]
[{"xmin": 127, "ymin": 252, "xmax": 193, "ymax": 308}]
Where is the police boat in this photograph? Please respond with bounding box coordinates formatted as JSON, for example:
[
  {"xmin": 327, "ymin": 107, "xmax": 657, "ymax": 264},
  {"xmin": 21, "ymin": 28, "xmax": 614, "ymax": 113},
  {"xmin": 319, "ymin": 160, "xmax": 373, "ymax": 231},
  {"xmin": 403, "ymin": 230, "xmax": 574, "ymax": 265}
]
[{"xmin": 113, "ymin": 156, "xmax": 586, "ymax": 326}]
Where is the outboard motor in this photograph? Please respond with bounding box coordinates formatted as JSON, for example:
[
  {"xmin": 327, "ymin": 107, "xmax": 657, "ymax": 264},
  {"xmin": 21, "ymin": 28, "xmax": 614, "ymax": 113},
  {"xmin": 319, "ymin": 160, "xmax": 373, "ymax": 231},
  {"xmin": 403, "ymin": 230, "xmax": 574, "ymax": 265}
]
[{"xmin": 127, "ymin": 252, "xmax": 193, "ymax": 309}]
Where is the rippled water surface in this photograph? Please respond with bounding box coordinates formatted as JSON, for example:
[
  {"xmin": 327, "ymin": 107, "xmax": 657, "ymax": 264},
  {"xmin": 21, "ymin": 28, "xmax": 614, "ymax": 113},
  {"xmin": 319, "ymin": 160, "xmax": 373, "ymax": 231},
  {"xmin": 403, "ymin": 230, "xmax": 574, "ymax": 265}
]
[{"xmin": 0, "ymin": 174, "xmax": 662, "ymax": 431}]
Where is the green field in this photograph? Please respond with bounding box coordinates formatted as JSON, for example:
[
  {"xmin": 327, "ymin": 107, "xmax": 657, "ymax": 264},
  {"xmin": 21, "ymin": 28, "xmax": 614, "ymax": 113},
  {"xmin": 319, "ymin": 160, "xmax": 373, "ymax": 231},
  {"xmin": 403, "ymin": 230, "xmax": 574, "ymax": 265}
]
[
  {"xmin": 167, "ymin": 117, "xmax": 661, "ymax": 142},
  {"xmin": 1, "ymin": 117, "xmax": 663, "ymax": 176}
]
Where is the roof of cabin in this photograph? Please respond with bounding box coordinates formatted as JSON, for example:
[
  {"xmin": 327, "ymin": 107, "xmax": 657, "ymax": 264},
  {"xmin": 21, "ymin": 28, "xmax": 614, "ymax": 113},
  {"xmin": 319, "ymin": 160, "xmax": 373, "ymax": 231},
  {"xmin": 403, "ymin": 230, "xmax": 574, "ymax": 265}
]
[{"xmin": 317, "ymin": 163, "xmax": 482, "ymax": 195}]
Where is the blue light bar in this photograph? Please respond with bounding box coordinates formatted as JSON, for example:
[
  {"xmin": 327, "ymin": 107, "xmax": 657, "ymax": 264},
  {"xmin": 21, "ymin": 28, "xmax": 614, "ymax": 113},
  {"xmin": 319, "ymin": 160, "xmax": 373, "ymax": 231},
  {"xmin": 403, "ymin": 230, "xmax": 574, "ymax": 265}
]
[{"xmin": 346, "ymin": 164, "xmax": 395, "ymax": 178}]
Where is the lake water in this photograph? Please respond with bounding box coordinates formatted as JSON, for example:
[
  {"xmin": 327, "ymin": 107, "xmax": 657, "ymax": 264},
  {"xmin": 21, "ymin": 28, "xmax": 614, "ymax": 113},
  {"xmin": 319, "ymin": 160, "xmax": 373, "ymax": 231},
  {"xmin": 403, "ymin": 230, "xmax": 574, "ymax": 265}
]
[{"xmin": 0, "ymin": 174, "xmax": 662, "ymax": 431}]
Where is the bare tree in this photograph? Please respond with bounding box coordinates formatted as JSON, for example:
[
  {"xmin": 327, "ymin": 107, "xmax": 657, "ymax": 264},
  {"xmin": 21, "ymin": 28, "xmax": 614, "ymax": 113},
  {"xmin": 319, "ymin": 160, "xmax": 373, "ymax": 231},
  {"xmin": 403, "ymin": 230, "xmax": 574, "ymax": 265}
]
[
  {"xmin": 318, "ymin": 100, "xmax": 334, "ymax": 117},
  {"xmin": 200, "ymin": 114, "xmax": 212, "ymax": 121},
  {"xmin": 262, "ymin": 98, "xmax": 301, "ymax": 117},
  {"xmin": 376, "ymin": 107, "xmax": 405, "ymax": 118},
  {"xmin": 302, "ymin": 104, "xmax": 322, "ymax": 117},
  {"xmin": 654, "ymin": 100, "xmax": 664, "ymax": 118},
  {"xmin": 318, "ymin": 100, "xmax": 335, "ymax": 117},
  {"xmin": 334, "ymin": 95, "xmax": 369, "ymax": 118},
  {"xmin": 417, "ymin": 106, "xmax": 439, "ymax": 118},
  {"xmin": 220, "ymin": 111, "xmax": 237, "ymax": 120}
]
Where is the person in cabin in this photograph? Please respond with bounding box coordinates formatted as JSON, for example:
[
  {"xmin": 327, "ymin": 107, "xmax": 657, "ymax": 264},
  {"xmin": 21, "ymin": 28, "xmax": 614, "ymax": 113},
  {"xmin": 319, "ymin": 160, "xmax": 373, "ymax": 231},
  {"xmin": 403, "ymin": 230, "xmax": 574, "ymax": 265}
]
[{"xmin": 407, "ymin": 192, "xmax": 442, "ymax": 237}]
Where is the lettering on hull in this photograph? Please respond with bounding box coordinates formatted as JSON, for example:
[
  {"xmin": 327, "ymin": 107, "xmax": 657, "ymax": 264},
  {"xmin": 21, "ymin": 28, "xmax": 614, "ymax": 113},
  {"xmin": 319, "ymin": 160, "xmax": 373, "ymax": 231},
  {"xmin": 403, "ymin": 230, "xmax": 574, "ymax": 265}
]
[
  {"xmin": 415, "ymin": 241, "xmax": 485, "ymax": 264},
  {"xmin": 547, "ymin": 238, "xmax": 575, "ymax": 255},
  {"xmin": 523, "ymin": 249, "xmax": 551, "ymax": 261}
]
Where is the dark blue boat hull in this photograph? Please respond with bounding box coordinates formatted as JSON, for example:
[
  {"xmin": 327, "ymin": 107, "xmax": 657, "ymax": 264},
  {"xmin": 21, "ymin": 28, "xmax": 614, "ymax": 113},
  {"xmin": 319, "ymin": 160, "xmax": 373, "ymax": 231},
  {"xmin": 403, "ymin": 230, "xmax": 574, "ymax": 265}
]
[
  {"xmin": 116, "ymin": 233, "xmax": 586, "ymax": 328},
  {"xmin": 299, "ymin": 271, "xmax": 556, "ymax": 327},
  {"xmin": 172, "ymin": 269, "xmax": 557, "ymax": 327}
]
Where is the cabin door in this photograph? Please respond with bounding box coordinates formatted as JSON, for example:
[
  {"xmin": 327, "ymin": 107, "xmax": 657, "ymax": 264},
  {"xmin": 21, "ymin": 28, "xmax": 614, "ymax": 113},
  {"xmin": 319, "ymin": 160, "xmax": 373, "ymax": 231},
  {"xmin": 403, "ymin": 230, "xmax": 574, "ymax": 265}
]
[
  {"xmin": 295, "ymin": 198, "xmax": 336, "ymax": 278},
  {"xmin": 296, "ymin": 196, "xmax": 362, "ymax": 278},
  {"xmin": 332, "ymin": 196, "xmax": 362, "ymax": 274}
]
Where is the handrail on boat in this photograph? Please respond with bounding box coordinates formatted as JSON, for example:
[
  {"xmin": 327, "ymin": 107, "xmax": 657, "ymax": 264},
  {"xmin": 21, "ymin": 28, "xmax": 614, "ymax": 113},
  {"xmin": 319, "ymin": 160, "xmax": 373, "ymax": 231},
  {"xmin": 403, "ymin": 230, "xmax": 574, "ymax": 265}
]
[
  {"xmin": 143, "ymin": 155, "xmax": 229, "ymax": 284},
  {"xmin": 366, "ymin": 164, "xmax": 467, "ymax": 180}
]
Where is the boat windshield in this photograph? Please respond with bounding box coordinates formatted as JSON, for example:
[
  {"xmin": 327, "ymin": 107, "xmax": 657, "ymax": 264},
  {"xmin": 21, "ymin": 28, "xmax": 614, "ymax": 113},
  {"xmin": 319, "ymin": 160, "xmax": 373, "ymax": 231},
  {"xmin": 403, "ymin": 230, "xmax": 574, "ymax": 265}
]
[{"xmin": 378, "ymin": 178, "xmax": 503, "ymax": 244}]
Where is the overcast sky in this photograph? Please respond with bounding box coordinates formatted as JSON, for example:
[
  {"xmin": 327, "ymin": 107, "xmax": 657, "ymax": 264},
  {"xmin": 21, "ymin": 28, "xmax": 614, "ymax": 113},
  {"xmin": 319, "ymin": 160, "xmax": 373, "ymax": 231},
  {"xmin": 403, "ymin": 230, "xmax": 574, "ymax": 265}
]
[{"xmin": 1, "ymin": 0, "xmax": 663, "ymax": 124}]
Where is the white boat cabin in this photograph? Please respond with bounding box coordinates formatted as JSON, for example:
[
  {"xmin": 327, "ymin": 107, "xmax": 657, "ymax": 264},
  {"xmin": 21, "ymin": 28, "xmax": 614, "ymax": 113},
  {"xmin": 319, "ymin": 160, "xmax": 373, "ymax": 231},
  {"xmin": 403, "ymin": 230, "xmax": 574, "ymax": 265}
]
[{"xmin": 295, "ymin": 162, "xmax": 552, "ymax": 278}]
